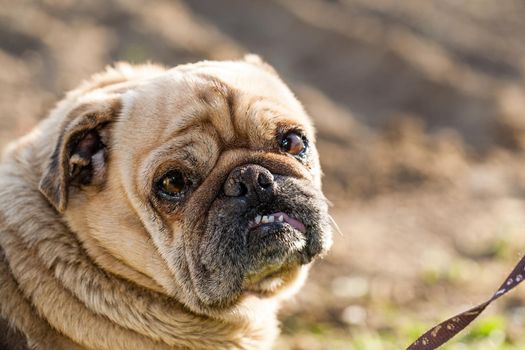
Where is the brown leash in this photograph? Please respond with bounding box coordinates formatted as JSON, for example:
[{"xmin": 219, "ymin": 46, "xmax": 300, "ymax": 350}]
[{"xmin": 406, "ymin": 254, "xmax": 525, "ymax": 349}]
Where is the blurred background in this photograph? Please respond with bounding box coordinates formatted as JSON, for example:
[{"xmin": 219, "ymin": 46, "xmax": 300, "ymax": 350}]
[{"xmin": 2, "ymin": 1, "xmax": 525, "ymax": 349}]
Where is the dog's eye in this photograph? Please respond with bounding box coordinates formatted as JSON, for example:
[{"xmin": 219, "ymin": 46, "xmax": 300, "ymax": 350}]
[
  {"xmin": 280, "ymin": 132, "xmax": 307, "ymax": 156},
  {"xmin": 156, "ymin": 170, "xmax": 189, "ymax": 198}
]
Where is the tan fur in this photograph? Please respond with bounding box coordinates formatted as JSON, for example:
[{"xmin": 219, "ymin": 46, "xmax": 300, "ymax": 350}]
[{"xmin": 0, "ymin": 57, "xmax": 330, "ymax": 349}]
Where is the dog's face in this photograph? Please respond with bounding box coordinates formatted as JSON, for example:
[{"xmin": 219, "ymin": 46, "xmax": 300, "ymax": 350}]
[{"xmin": 39, "ymin": 58, "xmax": 332, "ymax": 313}]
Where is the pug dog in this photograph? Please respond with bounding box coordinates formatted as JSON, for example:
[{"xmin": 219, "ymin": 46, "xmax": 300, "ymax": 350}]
[{"xmin": 0, "ymin": 56, "xmax": 332, "ymax": 350}]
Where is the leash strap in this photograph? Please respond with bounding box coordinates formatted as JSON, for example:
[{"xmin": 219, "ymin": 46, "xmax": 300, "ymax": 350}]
[{"xmin": 407, "ymin": 254, "xmax": 525, "ymax": 350}]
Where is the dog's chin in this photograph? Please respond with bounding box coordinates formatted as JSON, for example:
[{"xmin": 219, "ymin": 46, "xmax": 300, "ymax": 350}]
[
  {"xmin": 186, "ymin": 213, "xmax": 329, "ymax": 310},
  {"xmin": 247, "ymin": 223, "xmax": 306, "ymax": 269},
  {"xmin": 243, "ymin": 223, "xmax": 308, "ymax": 292}
]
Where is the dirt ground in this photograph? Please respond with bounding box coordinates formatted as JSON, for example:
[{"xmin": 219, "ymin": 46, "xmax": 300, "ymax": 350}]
[{"xmin": 2, "ymin": 1, "xmax": 525, "ymax": 349}]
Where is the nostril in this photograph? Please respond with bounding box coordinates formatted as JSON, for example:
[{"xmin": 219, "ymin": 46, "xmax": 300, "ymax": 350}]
[
  {"xmin": 238, "ymin": 182, "xmax": 248, "ymax": 196},
  {"xmin": 257, "ymin": 173, "xmax": 273, "ymax": 189}
]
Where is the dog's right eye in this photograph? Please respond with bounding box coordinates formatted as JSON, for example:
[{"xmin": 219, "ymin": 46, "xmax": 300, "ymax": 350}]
[{"xmin": 156, "ymin": 170, "xmax": 189, "ymax": 199}]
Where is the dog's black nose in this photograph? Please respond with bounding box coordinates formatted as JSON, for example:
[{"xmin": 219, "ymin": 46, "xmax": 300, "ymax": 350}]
[{"xmin": 223, "ymin": 164, "xmax": 275, "ymax": 200}]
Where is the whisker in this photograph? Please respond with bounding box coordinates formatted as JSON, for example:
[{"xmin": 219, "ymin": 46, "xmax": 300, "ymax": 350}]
[{"xmin": 328, "ymin": 214, "xmax": 343, "ymax": 236}]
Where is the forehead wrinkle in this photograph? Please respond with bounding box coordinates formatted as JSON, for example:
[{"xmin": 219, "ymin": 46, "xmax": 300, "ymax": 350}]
[
  {"xmin": 192, "ymin": 73, "xmax": 238, "ymax": 145},
  {"xmin": 136, "ymin": 131, "xmax": 218, "ymax": 193},
  {"xmin": 162, "ymin": 115, "xmax": 209, "ymax": 149},
  {"xmin": 159, "ymin": 100, "xmax": 209, "ymax": 145},
  {"xmin": 161, "ymin": 126, "xmax": 219, "ymax": 170},
  {"xmin": 159, "ymin": 120, "xmax": 222, "ymax": 180}
]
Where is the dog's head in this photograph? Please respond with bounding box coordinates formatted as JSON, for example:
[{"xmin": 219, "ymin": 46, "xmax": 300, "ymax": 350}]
[{"xmin": 38, "ymin": 57, "xmax": 332, "ymax": 313}]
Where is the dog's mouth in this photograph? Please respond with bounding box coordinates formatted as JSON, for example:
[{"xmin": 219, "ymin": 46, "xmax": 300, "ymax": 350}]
[
  {"xmin": 247, "ymin": 212, "xmax": 306, "ymax": 233},
  {"xmin": 244, "ymin": 209, "xmax": 308, "ymax": 260},
  {"xmin": 184, "ymin": 175, "xmax": 332, "ymax": 309},
  {"xmin": 242, "ymin": 209, "xmax": 310, "ymax": 294}
]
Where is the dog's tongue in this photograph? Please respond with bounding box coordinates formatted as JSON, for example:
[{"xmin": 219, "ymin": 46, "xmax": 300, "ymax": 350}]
[{"xmin": 279, "ymin": 212, "xmax": 306, "ymax": 233}]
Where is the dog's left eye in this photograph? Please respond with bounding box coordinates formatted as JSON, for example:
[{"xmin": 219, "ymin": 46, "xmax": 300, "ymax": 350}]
[
  {"xmin": 156, "ymin": 170, "xmax": 189, "ymax": 199},
  {"xmin": 280, "ymin": 131, "xmax": 308, "ymax": 156}
]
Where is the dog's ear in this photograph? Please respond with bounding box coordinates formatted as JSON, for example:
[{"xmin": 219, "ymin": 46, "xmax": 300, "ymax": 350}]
[
  {"xmin": 243, "ymin": 54, "xmax": 278, "ymax": 75},
  {"xmin": 39, "ymin": 97, "xmax": 121, "ymax": 213}
]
